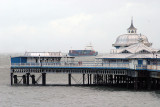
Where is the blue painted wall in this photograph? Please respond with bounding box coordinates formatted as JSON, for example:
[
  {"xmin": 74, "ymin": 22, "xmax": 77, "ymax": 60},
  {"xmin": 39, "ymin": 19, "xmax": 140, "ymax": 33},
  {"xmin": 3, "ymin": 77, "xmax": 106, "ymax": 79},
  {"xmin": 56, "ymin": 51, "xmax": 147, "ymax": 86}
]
[{"xmin": 11, "ymin": 57, "xmax": 27, "ymax": 63}]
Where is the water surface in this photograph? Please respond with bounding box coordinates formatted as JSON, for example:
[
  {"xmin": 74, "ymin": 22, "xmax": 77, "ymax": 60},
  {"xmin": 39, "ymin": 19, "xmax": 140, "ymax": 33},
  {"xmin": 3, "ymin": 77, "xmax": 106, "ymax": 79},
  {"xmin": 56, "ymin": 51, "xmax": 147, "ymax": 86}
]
[{"xmin": 0, "ymin": 54, "xmax": 160, "ymax": 107}]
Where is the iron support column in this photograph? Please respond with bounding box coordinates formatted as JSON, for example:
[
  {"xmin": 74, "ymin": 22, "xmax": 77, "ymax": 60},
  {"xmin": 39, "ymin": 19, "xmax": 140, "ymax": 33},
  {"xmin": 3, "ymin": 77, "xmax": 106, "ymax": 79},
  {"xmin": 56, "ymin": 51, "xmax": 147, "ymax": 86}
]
[
  {"xmin": 31, "ymin": 75, "xmax": 36, "ymax": 85},
  {"xmin": 117, "ymin": 75, "xmax": 119, "ymax": 86},
  {"xmin": 90, "ymin": 74, "xmax": 92, "ymax": 84},
  {"xmin": 11, "ymin": 73, "xmax": 13, "ymax": 85},
  {"xmin": 68, "ymin": 73, "xmax": 71, "ymax": 86},
  {"xmin": 13, "ymin": 75, "xmax": 17, "ymax": 84},
  {"xmin": 26, "ymin": 73, "xmax": 30, "ymax": 85},
  {"xmin": 134, "ymin": 77, "xmax": 138, "ymax": 90},
  {"xmin": 126, "ymin": 76, "xmax": 129, "ymax": 88},
  {"xmin": 88, "ymin": 74, "xmax": 90, "ymax": 85},
  {"xmin": 42, "ymin": 73, "xmax": 46, "ymax": 86},
  {"xmin": 83, "ymin": 74, "xmax": 85, "ymax": 85},
  {"xmin": 22, "ymin": 75, "xmax": 26, "ymax": 84},
  {"xmin": 147, "ymin": 77, "xmax": 151, "ymax": 90}
]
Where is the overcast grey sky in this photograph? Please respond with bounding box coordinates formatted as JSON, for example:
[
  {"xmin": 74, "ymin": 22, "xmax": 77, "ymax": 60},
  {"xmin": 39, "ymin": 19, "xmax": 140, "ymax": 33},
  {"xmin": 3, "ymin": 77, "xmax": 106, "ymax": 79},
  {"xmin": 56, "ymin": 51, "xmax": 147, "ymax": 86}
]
[{"xmin": 0, "ymin": 0, "xmax": 160, "ymax": 53}]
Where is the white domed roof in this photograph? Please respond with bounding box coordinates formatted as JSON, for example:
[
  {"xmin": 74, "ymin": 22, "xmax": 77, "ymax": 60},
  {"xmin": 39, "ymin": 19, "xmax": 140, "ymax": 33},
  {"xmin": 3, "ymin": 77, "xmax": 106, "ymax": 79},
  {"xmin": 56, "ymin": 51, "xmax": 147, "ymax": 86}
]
[
  {"xmin": 112, "ymin": 19, "xmax": 152, "ymax": 48},
  {"xmin": 113, "ymin": 34, "xmax": 152, "ymax": 47}
]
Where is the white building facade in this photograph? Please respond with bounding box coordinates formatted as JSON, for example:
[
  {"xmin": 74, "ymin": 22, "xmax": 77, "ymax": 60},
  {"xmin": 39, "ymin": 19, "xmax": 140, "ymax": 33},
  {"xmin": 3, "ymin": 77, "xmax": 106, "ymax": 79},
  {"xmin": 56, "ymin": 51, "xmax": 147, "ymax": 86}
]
[{"xmin": 97, "ymin": 19, "xmax": 160, "ymax": 70}]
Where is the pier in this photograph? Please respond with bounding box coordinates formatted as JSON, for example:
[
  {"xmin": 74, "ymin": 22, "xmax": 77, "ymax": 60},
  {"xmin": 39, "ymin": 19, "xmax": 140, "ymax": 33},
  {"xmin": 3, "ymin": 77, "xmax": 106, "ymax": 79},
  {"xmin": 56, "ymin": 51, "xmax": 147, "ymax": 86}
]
[
  {"xmin": 10, "ymin": 20, "xmax": 160, "ymax": 90},
  {"xmin": 10, "ymin": 61, "xmax": 160, "ymax": 90}
]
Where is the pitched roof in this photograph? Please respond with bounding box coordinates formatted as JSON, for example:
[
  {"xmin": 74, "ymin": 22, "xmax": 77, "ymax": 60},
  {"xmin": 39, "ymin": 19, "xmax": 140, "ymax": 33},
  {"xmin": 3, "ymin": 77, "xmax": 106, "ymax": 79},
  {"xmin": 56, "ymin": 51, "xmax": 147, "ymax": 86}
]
[
  {"xmin": 97, "ymin": 54, "xmax": 132, "ymax": 59},
  {"xmin": 127, "ymin": 54, "xmax": 160, "ymax": 59},
  {"xmin": 118, "ymin": 42, "xmax": 158, "ymax": 54}
]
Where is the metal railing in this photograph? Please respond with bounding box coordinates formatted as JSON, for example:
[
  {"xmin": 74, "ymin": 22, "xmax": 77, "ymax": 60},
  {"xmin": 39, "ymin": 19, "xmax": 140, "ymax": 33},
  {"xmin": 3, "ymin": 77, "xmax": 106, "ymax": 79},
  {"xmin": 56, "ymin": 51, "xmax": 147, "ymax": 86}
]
[
  {"xmin": 11, "ymin": 61, "xmax": 129, "ymax": 69},
  {"xmin": 11, "ymin": 61, "xmax": 160, "ymax": 71},
  {"xmin": 135, "ymin": 65, "xmax": 147, "ymax": 70},
  {"xmin": 147, "ymin": 65, "xmax": 160, "ymax": 71}
]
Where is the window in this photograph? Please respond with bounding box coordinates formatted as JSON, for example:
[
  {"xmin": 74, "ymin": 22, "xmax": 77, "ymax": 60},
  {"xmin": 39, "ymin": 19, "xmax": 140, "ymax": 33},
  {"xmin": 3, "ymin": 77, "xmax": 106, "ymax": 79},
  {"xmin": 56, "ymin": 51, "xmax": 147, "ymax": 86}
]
[
  {"xmin": 157, "ymin": 51, "xmax": 160, "ymax": 54},
  {"xmin": 138, "ymin": 50, "xmax": 150, "ymax": 54},
  {"xmin": 121, "ymin": 50, "xmax": 131, "ymax": 53},
  {"xmin": 131, "ymin": 30, "xmax": 134, "ymax": 33}
]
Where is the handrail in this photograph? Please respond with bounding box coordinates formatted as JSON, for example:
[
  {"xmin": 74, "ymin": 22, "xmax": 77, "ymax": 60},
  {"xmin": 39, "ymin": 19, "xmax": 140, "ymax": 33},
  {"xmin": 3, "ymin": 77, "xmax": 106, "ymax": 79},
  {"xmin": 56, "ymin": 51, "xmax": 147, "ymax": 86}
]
[
  {"xmin": 147, "ymin": 65, "xmax": 160, "ymax": 71},
  {"xmin": 11, "ymin": 62, "xmax": 160, "ymax": 71},
  {"xmin": 11, "ymin": 62, "xmax": 129, "ymax": 68}
]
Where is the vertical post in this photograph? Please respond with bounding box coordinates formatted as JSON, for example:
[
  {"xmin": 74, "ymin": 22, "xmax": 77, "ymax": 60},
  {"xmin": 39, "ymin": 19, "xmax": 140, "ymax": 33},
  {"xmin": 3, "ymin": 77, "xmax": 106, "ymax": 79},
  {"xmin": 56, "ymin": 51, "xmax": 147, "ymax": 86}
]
[
  {"xmin": 139, "ymin": 77, "xmax": 142, "ymax": 89},
  {"xmin": 106, "ymin": 74, "xmax": 108, "ymax": 84},
  {"xmin": 13, "ymin": 75, "xmax": 17, "ymax": 84},
  {"xmin": 134, "ymin": 77, "xmax": 138, "ymax": 90},
  {"xmin": 83, "ymin": 74, "xmax": 85, "ymax": 85},
  {"xmin": 68, "ymin": 73, "xmax": 71, "ymax": 86},
  {"xmin": 42, "ymin": 73, "xmax": 46, "ymax": 86},
  {"xmin": 94, "ymin": 74, "xmax": 97, "ymax": 85},
  {"xmin": 126, "ymin": 76, "xmax": 129, "ymax": 88},
  {"xmin": 102, "ymin": 74, "xmax": 104, "ymax": 84},
  {"xmin": 31, "ymin": 75, "xmax": 36, "ymax": 85},
  {"xmin": 90, "ymin": 74, "xmax": 92, "ymax": 85},
  {"xmin": 153, "ymin": 78, "xmax": 156, "ymax": 89},
  {"xmin": 26, "ymin": 73, "xmax": 30, "ymax": 85},
  {"xmin": 104, "ymin": 74, "xmax": 106, "ymax": 84},
  {"xmin": 96, "ymin": 74, "xmax": 99, "ymax": 85},
  {"xmin": 93, "ymin": 74, "xmax": 95, "ymax": 84},
  {"xmin": 114, "ymin": 75, "xmax": 116, "ymax": 85},
  {"xmin": 111, "ymin": 75, "xmax": 113, "ymax": 85},
  {"xmin": 158, "ymin": 79, "xmax": 160, "ymax": 90},
  {"xmin": 22, "ymin": 75, "xmax": 26, "ymax": 84},
  {"xmin": 117, "ymin": 75, "xmax": 119, "ymax": 86},
  {"xmin": 122, "ymin": 76, "xmax": 124, "ymax": 84},
  {"xmin": 113, "ymin": 75, "xmax": 115, "ymax": 85},
  {"xmin": 88, "ymin": 74, "xmax": 90, "ymax": 85},
  {"xmin": 11, "ymin": 73, "xmax": 13, "ymax": 85},
  {"xmin": 119, "ymin": 75, "xmax": 122, "ymax": 84},
  {"xmin": 147, "ymin": 77, "xmax": 151, "ymax": 90},
  {"xmin": 108, "ymin": 75, "xmax": 110, "ymax": 85}
]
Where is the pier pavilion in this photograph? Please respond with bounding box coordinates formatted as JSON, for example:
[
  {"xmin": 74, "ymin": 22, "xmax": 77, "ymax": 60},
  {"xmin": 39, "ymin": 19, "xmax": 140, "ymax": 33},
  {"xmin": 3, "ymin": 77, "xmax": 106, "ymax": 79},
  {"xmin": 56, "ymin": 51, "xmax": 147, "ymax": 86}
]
[{"xmin": 10, "ymin": 20, "xmax": 160, "ymax": 90}]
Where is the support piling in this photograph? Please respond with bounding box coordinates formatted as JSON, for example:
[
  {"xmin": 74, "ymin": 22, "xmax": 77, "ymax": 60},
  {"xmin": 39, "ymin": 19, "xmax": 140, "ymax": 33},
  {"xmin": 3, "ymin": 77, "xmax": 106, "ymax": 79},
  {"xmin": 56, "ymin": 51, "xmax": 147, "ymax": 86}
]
[
  {"xmin": 26, "ymin": 73, "xmax": 30, "ymax": 85},
  {"xmin": 42, "ymin": 73, "xmax": 46, "ymax": 86},
  {"xmin": 10, "ymin": 73, "xmax": 13, "ymax": 85},
  {"xmin": 68, "ymin": 73, "xmax": 71, "ymax": 86}
]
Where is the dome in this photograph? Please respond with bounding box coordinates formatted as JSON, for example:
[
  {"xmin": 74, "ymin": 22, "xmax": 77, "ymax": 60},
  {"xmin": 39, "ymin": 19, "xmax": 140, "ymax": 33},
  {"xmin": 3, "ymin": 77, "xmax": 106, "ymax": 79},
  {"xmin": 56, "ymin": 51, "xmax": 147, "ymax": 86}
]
[
  {"xmin": 112, "ymin": 19, "xmax": 152, "ymax": 49},
  {"xmin": 112, "ymin": 34, "xmax": 152, "ymax": 48}
]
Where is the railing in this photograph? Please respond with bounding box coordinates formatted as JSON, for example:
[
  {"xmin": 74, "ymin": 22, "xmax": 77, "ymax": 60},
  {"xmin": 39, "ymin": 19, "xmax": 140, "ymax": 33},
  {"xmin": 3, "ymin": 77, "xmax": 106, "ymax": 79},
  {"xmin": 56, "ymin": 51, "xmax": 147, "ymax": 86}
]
[
  {"xmin": 147, "ymin": 65, "xmax": 160, "ymax": 71},
  {"xmin": 11, "ymin": 62, "xmax": 160, "ymax": 71},
  {"xmin": 134, "ymin": 65, "xmax": 160, "ymax": 71},
  {"xmin": 135, "ymin": 65, "xmax": 147, "ymax": 70},
  {"xmin": 11, "ymin": 61, "xmax": 129, "ymax": 69}
]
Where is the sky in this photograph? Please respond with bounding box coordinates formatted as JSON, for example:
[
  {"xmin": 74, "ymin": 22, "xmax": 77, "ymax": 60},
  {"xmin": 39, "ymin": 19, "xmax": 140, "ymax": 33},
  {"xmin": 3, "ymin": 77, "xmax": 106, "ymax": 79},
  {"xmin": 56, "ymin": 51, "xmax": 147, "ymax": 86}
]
[{"xmin": 0, "ymin": 0, "xmax": 160, "ymax": 53}]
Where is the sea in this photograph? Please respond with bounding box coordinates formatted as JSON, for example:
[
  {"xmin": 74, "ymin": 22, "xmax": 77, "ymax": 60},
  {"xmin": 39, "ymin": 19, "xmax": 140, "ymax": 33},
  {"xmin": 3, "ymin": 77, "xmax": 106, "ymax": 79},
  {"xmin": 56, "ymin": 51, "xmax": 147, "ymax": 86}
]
[{"xmin": 0, "ymin": 54, "xmax": 160, "ymax": 107}]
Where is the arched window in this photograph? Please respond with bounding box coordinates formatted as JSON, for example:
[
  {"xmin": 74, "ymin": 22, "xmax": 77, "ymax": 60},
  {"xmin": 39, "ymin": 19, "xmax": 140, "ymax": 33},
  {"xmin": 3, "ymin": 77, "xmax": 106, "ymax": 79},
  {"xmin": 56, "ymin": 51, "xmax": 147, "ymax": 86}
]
[{"xmin": 131, "ymin": 30, "xmax": 134, "ymax": 33}]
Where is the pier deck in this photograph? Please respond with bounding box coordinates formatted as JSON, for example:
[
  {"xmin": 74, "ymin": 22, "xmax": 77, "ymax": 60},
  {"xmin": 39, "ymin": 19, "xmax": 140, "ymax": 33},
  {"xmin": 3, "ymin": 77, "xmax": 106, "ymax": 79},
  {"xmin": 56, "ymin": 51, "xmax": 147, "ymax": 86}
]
[{"xmin": 10, "ymin": 62, "xmax": 160, "ymax": 90}]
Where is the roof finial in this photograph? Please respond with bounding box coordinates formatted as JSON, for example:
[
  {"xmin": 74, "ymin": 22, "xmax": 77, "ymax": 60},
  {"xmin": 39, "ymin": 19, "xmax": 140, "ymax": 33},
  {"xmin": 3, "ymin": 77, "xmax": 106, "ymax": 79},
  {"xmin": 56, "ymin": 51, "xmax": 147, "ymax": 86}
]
[
  {"xmin": 127, "ymin": 17, "xmax": 137, "ymax": 33},
  {"xmin": 131, "ymin": 16, "xmax": 133, "ymax": 25}
]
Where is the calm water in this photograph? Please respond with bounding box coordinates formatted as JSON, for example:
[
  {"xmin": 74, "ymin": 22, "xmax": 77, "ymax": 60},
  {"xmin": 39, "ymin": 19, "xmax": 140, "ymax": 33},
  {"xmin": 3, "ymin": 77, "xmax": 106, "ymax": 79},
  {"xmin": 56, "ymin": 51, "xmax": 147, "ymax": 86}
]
[{"xmin": 0, "ymin": 54, "xmax": 160, "ymax": 107}]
